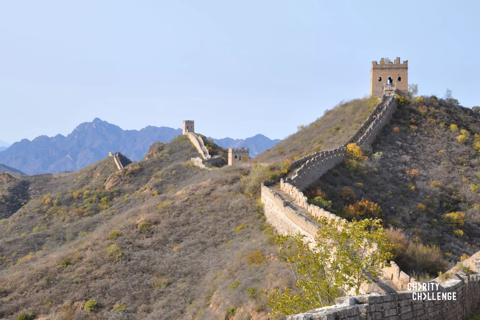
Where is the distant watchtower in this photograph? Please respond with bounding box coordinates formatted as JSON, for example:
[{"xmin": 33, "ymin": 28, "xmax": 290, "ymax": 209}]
[
  {"xmin": 228, "ymin": 148, "xmax": 250, "ymax": 166},
  {"xmin": 183, "ymin": 120, "xmax": 195, "ymax": 135},
  {"xmin": 371, "ymin": 57, "xmax": 408, "ymax": 97}
]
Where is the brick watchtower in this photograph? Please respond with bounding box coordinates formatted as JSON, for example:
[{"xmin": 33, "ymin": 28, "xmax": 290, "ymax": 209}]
[
  {"xmin": 228, "ymin": 148, "xmax": 250, "ymax": 166},
  {"xmin": 182, "ymin": 120, "xmax": 195, "ymax": 135},
  {"xmin": 371, "ymin": 57, "xmax": 408, "ymax": 97}
]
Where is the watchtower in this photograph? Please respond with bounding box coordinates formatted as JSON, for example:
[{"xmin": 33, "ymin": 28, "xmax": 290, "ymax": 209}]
[
  {"xmin": 371, "ymin": 57, "xmax": 408, "ymax": 97},
  {"xmin": 182, "ymin": 120, "xmax": 195, "ymax": 135},
  {"xmin": 228, "ymin": 148, "xmax": 250, "ymax": 166}
]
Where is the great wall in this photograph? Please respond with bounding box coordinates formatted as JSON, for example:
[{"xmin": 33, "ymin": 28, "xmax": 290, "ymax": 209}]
[
  {"xmin": 105, "ymin": 92, "xmax": 480, "ymax": 319},
  {"xmin": 260, "ymin": 89, "xmax": 480, "ymax": 319},
  {"xmin": 103, "ymin": 57, "xmax": 480, "ymax": 319},
  {"xmin": 108, "ymin": 152, "xmax": 132, "ymax": 171}
]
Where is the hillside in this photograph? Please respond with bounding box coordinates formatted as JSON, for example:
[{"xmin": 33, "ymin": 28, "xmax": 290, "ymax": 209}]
[
  {"xmin": 0, "ymin": 119, "xmax": 279, "ymax": 175},
  {"xmin": 303, "ymin": 96, "xmax": 480, "ymax": 276},
  {"xmin": 257, "ymin": 97, "xmax": 380, "ymax": 163},
  {"xmin": 0, "ymin": 164, "xmax": 24, "ymax": 176},
  {"xmin": 0, "ymin": 136, "xmax": 293, "ymax": 320}
]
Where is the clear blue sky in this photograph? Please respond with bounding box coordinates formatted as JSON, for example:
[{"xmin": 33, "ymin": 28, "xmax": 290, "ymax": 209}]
[{"xmin": 1, "ymin": 0, "xmax": 479, "ymax": 144}]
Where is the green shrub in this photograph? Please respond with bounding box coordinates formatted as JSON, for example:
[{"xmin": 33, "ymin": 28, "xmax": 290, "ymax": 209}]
[
  {"xmin": 225, "ymin": 307, "xmax": 236, "ymax": 320},
  {"xmin": 246, "ymin": 287, "xmax": 257, "ymax": 299},
  {"xmin": 454, "ymin": 229, "xmax": 464, "ymax": 237},
  {"xmin": 395, "ymin": 95, "xmax": 410, "ymax": 106},
  {"xmin": 456, "ymin": 129, "xmax": 470, "ymax": 144},
  {"xmin": 16, "ymin": 312, "xmax": 36, "ymax": 320},
  {"xmin": 344, "ymin": 199, "xmax": 382, "ymax": 218},
  {"xmin": 229, "ymin": 280, "xmax": 240, "ymax": 290},
  {"xmin": 112, "ymin": 303, "xmax": 127, "ymax": 313},
  {"xmin": 136, "ymin": 218, "xmax": 152, "ymax": 233},
  {"xmin": 442, "ymin": 211, "xmax": 465, "ymax": 227},
  {"xmin": 108, "ymin": 230, "xmax": 122, "ymax": 240},
  {"xmin": 152, "ymin": 276, "xmax": 170, "ymax": 289},
  {"xmin": 240, "ymin": 162, "xmax": 290, "ymax": 197},
  {"xmin": 346, "ymin": 143, "xmax": 366, "ymax": 161},
  {"xmin": 246, "ymin": 250, "xmax": 266, "ymax": 265},
  {"xmin": 310, "ymin": 196, "xmax": 332, "ymax": 209},
  {"xmin": 83, "ymin": 299, "xmax": 98, "ymax": 312},
  {"xmin": 470, "ymin": 184, "xmax": 480, "ymax": 193},
  {"xmin": 106, "ymin": 244, "xmax": 123, "ymax": 261},
  {"xmin": 473, "ymin": 134, "xmax": 480, "ymax": 152},
  {"xmin": 58, "ymin": 258, "xmax": 72, "ymax": 269},
  {"xmin": 233, "ymin": 223, "xmax": 247, "ymax": 233},
  {"xmin": 387, "ymin": 228, "xmax": 448, "ymax": 277},
  {"xmin": 270, "ymin": 218, "xmax": 390, "ymax": 316}
]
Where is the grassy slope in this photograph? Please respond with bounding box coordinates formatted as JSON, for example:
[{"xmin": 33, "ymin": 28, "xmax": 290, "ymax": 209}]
[
  {"xmin": 257, "ymin": 97, "xmax": 379, "ymax": 163},
  {"xmin": 307, "ymin": 97, "xmax": 480, "ymax": 273},
  {"xmin": 0, "ymin": 136, "xmax": 292, "ymax": 320}
]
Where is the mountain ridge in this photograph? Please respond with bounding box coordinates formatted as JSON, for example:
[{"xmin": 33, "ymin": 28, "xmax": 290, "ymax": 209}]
[{"xmin": 0, "ymin": 119, "xmax": 278, "ymax": 175}]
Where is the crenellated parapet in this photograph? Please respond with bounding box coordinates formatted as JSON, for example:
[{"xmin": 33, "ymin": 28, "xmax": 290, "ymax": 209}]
[
  {"xmin": 286, "ymin": 96, "xmax": 397, "ymax": 191},
  {"xmin": 371, "ymin": 57, "xmax": 408, "ymax": 97},
  {"xmin": 288, "ymin": 263, "xmax": 480, "ymax": 320}
]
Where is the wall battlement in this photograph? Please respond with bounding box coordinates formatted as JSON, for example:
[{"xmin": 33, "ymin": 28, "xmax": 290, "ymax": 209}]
[
  {"xmin": 371, "ymin": 57, "xmax": 408, "ymax": 97},
  {"xmin": 261, "ymin": 94, "xmax": 480, "ymax": 319},
  {"xmin": 288, "ymin": 272, "xmax": 480, "ymax": 320},
  {"xmin": 182, "ymin": 120, "xmax": 195, "ymax": 135},
  {"xmin": 286, "ymin": 96, "xmax": 397, "ymax": 191},
  {"xmin": 228, "ymin": 147, "xmax": 250, "ymax": 166},
  {"xmin": 372, "ymin": 57, "xmax": 408, "ymax": 67}
]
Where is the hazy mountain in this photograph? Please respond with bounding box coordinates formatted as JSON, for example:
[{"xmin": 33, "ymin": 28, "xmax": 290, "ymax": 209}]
[
  {"xmin": 0, "ymin": 119, "xmax": 279, "ymax": 175},
  {"xmin": 213, "ymin": 134, "xmax": 280, "ymax": 157},
  {"xmin": 0, "ymin": 164, "xmax": 24, "ymax": 175},
  {"xmin": 0, "ymin": 140, "xmax": 8, "ymax": 152}
]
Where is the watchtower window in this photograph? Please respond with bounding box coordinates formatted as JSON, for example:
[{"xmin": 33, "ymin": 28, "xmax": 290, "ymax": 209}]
[
  {"xmin": 378, "ymin": 76, "xmax": 382, "ymax": 82},
  {"xmin": 397, "ymin": 76, "xmax": 402, "ymax": 82},
  {"xmin": 387, "ymin": 77, "xmax": 393, "ymax": 85}
]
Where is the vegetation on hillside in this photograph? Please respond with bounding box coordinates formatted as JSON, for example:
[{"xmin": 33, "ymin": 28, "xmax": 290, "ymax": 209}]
[
  {"xmin": 257, "ymin": 97, "xmax": 379, "ymax": 163},
  {"xmin": 269, "ymin": 218, "xmax": 392, "ymax": 317},
  {"xmin": 305, "ymin": 96, "xmax": 480, "ymax": 276},
  {"xmin": 0, "ymin": 136, "xmax": 294, "ymax": 319}
]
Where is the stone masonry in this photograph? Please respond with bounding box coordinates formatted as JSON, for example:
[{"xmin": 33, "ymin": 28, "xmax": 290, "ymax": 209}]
[
  {"xmin": 108, "ymin": 152, "xmax": 131, "ymax": 171},
  {"xmin": 228, "ymin": 147, "xmax": 250, "ymax": 166},
  {"xmin": 182, "ymin": 120, "xmax": 195, "ymax": 135},
  {"xmin": 286, "ymin": 95, "xmax": 397, "ymax": 191},
  {"xmin": 371, "ymin": 57, "xmax": 408, "ymax": 98},
  {"xmin": 260, "ymin": 91, "xmax": 480, "ymax": 319}
]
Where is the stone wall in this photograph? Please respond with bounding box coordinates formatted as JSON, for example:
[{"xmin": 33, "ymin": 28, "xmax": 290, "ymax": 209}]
[
  {"xmin": 186, "ymin": 132, "xmax": 211, "ymax": 160},
  {"xmin": 108, "ymin": 152, "xmax": 131, "ymax": 171},
  {"xmin": 261, "ymin": 184, "xmax": 319, "ymax": 244},
  {"xmin": 288, "ymin": 272, "xmax": 480, "ymax": 320},
  {"xmin": 371, "ymin": 57, "xmax": 408, "ymax": 98},
  {"xmin": 260, "ymin": 94, "xmax": 480, "ymax": 319},
  {"xmin": 350, "ymin": 96, "xmax": 398, "ymax": 149},
  {"xmin": 280, "ymin": 180, "xmax": 342, "ymax": 221},
  {"xmin": 286, "ymin": 96, "xmax": 397, "ymax": 191}
]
